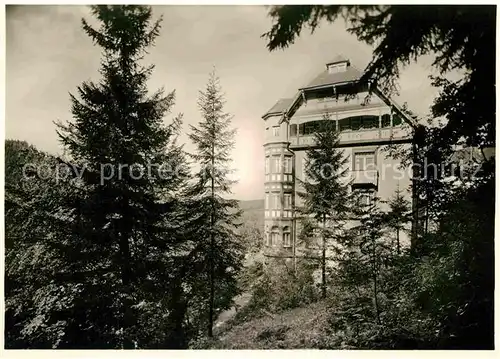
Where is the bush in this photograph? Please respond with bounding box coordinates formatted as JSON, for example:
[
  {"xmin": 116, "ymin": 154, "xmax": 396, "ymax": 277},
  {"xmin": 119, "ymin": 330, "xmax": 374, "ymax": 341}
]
[{"xmin": 231, "ymin": 259, "xmax": 319, "ymax": 325}]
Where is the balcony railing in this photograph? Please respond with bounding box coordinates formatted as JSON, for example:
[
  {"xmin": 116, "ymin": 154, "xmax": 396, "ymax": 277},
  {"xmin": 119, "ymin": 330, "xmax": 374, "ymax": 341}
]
[{"xmin": 289, "ymin": 126, "xmax": 411, "ymax": 147}]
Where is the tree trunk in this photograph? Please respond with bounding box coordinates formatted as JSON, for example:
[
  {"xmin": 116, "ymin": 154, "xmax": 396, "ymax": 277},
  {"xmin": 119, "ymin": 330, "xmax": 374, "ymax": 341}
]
[
  {"xmin": 292, "ymin": 217, "xmax": 297, "ymax": 275},
  {"xmin": 371, "ymin": 231, "xmax": 381, "ymax": 325},
  {"xmin": 372, "ymin": 270, "xmax": 381, "ymax": 325},
  {"xmin": 396, "ymin": 227, "xmax": 400, "ymax": 255},
  {"xmin": 321, "ymin": 214, "xmax": 327, "ymax": 299},
  {"xmin": 208, "ymin": 217, "xmax": 215, "ymax": 337},
  {"xmin": 119, "ymin": 198, "xmax": 134, "ymax": 349},
  {"xmin": 411, "ymin": 140, "xmax": 419, "ymax": 252},
  {"xmin": 165, "ymin": 279, "xmax": 188, "ymax": 349},
  {"xmin": 424, "ymin": 202, "xmax": 429, "ymax": 235},
  {"xmin": 208, "ymin": 139, "xmax": 215, "ymax": 338}
]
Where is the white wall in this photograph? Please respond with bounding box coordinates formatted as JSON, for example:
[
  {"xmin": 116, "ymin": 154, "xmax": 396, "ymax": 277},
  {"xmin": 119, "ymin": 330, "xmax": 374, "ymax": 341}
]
[{"xmin": 264, "ymin": 114, "xmax": 288, "ymax": 143}]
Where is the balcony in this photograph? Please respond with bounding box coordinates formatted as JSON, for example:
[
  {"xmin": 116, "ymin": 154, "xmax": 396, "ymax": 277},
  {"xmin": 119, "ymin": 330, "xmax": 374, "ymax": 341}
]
[
  {"xmin": 289, "ymin": 126, "xmax": 411, "ymax": 148},
  {"xmin": 351, "ymin": 169, "xmax": 378, "ymax": 189},
  {"xmin": 265, "ymin": 173, "xmax": 294, "ymax": 183}
]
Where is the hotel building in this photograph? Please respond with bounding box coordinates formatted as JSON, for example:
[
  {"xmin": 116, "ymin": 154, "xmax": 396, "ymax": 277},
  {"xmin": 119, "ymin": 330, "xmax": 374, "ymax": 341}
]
[{"xmin": 262, "ymin": 55, "xmax": 417, "ymax": 260}]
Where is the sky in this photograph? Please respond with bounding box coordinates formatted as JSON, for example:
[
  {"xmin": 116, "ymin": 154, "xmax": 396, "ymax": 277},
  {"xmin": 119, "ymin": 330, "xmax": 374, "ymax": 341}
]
[{"xmin": 6, "ymin": 5, "xmax": 439, "ymax": 200}]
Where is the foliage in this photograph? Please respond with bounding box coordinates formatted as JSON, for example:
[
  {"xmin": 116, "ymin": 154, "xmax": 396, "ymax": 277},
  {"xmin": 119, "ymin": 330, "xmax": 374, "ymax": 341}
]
[
  {"xmin": 323, "ymin": 177, "xmax": 494, "ymax": 349},
  {"xmin": 337, "ymin": 197, "xmax": 393, "ymax": 325},
  {"xmin": 10, "ymin": 5, "xmax": 193, "ymax": 349},
  {"xmin": 297, "ymin": 115, "xmax": 352, "ymax": 298},
  {"xmin": 412, "ymin": 177, "xmax": 494, "ymax": 348},
  {"xmin": 236, "ymin": 260, "xmax": 265, "ymax": 293},
  {"xmin": 195, "ymin": 300, "xmax": 331, "ymax": 349},
  {"xmin": 385, "ymin": 186, "xmax": 411, "ymax": 254},
  {"xmin": 5, "ymin": 6, "xmax": 245, "ymax": 349},
  {"xmin": 239, "ymin": 220, "xmax": 263, "ymax": 255},
  {"xmin": 232, "ymin": 259, "xmax": 318, "ymax": 325},
  {"xmin": 183, "ymin": 69, "xmax": 244, "ymax": 338},
  {"xmin": 264, "ymin": 5, "xmax": 495, "ymax": 149},
  {"xmin": 298, "ymin": 116, "xmax": 351, "ymax": 222},
  {"xmin": 4, "ymin": 140, "xmax": 78, "ymax": 348},
  {"xmin": 263, "ymin": 4, "xmax": 494, "ymax": 349}
]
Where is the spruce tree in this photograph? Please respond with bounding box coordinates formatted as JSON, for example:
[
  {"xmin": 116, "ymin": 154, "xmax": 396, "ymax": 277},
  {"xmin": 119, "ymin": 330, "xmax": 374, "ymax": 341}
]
[
  {"xmin": 54, "ymin": 5, "xmax": 190, "ymax": 348},
  {"xmin": 357, "ymin": 197, "xmax": 391, "ymax": 325},
  {"xmin": 185, "ymin": 69, "xmax": 244, "ymax": 338},
  {"xmin": 337, "ymin": 195, "xmax": 392, "ymax": 325},
  {"xmin": 386, "ymin": 186, "xmax": 411, "ymax": 254},
  {"xmin": 298, "ymin": 113, "xmax": 351, "ymax": 299}
]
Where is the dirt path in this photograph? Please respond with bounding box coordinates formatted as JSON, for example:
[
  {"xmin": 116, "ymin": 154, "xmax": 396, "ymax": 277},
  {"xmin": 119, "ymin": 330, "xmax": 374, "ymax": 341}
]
[{"xmin": 214, "ymin": 292, "xmax": 252, "ymax": 329}]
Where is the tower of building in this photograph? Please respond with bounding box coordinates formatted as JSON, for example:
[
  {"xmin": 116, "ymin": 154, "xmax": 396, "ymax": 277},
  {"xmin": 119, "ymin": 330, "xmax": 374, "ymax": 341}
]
[{"xmin": 262, "ymin": 98, "xmax": 295, "ymax": 258}]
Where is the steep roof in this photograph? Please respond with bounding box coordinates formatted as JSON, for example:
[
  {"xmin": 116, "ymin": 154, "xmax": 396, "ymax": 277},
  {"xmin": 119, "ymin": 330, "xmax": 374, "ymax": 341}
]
[
  {"xmin": 262, "ymin": 98, "xmax": 294, "ymax": 119},
  {"xmin": 299, "ymin": 64, "xmax": 362, "ymax": 91},
  {"xmin": 261, "ymin": 56, "xmax": 417, "ymax": 129}
]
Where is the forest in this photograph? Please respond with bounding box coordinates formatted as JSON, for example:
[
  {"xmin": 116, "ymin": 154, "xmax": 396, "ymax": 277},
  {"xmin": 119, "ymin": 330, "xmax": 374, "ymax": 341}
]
[{"xmin": 4, "ymin": 5, "xmax": 495, "ymax": 349}]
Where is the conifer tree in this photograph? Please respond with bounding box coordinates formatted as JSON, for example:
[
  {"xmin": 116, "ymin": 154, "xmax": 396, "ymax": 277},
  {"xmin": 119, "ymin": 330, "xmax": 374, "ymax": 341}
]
[
  {"xmin": 358, "ymin": 197, "xmax": 391, "ymax": 325},
  {"xmin": 298, "ymin": 113, "xmax": 351, "ymax": 299},
  {"xmin": 338, "ymin": 196, "xmax": 392, "ymax": 325},
  {"xmin": 54, "ymin": 5, "xmax": 190, "ymax": 348},
  {"xmin": 186, "ymin": 69, "xmax": 244, "ymax": 338},
  {"xmin": 386, "ymin": 186, "xmax": 411, "ymax": 254}
]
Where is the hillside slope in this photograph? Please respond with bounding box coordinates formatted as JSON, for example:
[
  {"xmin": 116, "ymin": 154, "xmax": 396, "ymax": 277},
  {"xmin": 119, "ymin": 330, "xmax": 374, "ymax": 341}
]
[
  {"xmin": 206, "ymin": 301, "xmax": 332, "ymax": 349},
  {"xmin": 238, "ymin": 199, "xmax": 264, "ymax": 231}
]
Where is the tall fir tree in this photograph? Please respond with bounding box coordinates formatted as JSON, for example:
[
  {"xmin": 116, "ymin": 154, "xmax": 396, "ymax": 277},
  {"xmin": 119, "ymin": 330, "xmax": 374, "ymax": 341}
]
[
  {"xmin": 185, "ymin": 69, "xmax": 244, "ymax": 338},
  {"xmin": 54, "ymin": 5, "xmax": 190, "ymax": 348},
  {"xmin": 297, "ymin": 113, "xmax": 351, "ymax": 299}
]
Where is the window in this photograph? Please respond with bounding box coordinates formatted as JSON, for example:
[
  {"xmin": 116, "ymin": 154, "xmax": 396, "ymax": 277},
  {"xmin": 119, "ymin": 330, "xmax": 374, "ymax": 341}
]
[
  {"xmin": 338, "ymin": 115, "xmax": 380, "ymax": 131},
  {"xmin": 350, "ymin": 117, "xmax": 362, "ymax": 130},
  {"xmin": 283, "ymin": 157, "xmax": 292, "ymax": 174},
  {"xmin": 354, "ymin": 151, "xmax": 375, "ymax": 171},
  {"xmin": 361, "ymin": 116, "xmax": 379, "ymax": 129},
  {"xmin": 290, "ymin": 124, "xmax": 297, "ymax": 136},
  {"xmin": 265, "ymin": 157, "xmax": 270, "ymax": 174},
  {"xmin": 272, "ymin": 156, "xmax": 281, "ymax": 173},
  {"xmin": 283, "ymin": 226, "xmax": 291, "ymax": 247},
  {"xmin": 381, "ymin": 114, "xmax": 391, "ymax": 128},
  {"xmin": 272, "ymin": 193, "xmax": 280, "ymax": 209},
  {"xmin": 304, "ymin": 121, "xmax": 317, "ymax": 134},
  {"xmin": 393, "ymin": 114, "xmax": 403, "ymax": 126},
  {"xmin": 271, "ymin": 226, "xmax": 279, "ymax": 246},
  {"xmin": 265, "ymin": 193, "xmax": 270, "ymax": 209},
  {"xmin": 300, "ymin": 120, "xmax": 336, "ymax": 136},
  {"xmin": 284, "ymin": 194, "xmax": 292, "ymax": 209},
  {"xmin": 273, "ymin": 126, "xmax": 280, "ymax": 137},
  {"xmin": 339, "ymin": 118, "xmax": 351, "ymax": 131},
  {"xmin": 328, "ymin": 63, "xmax": 347, "ymax": 74}
]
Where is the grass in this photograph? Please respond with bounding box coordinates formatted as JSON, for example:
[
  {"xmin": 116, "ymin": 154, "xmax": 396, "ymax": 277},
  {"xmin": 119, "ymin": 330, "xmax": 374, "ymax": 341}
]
[{"xmin": 206, "ymin": 301, "xmax": 331, "ymax": 349}]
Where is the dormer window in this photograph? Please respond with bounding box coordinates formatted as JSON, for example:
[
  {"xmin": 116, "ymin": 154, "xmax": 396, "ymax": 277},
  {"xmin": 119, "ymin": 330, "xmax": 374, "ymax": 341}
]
[{"xmin": 328, "ymin": 62, "xmax": 347, "ymax": 74}]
